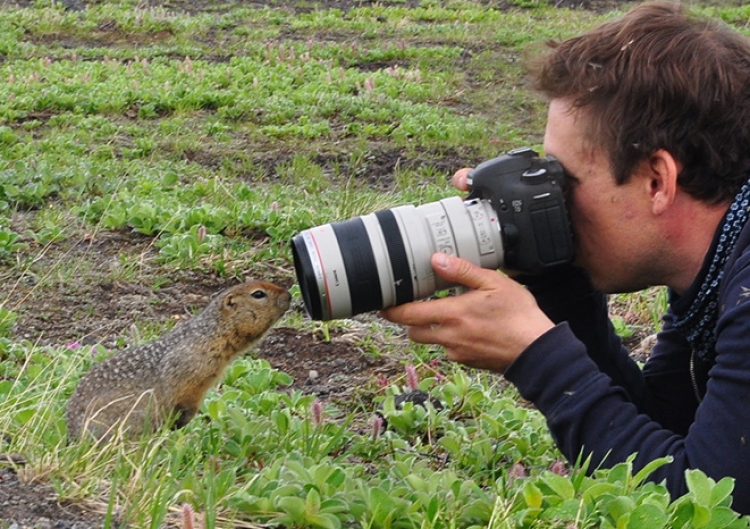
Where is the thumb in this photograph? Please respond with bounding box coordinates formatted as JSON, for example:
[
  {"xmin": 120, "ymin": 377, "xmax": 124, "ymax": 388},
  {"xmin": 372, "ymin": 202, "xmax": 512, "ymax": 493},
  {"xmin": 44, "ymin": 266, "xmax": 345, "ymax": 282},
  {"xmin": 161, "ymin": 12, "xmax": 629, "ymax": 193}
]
[{"xmin": 431, "ymin": 253, "xmax": 496, "ymax": 290}]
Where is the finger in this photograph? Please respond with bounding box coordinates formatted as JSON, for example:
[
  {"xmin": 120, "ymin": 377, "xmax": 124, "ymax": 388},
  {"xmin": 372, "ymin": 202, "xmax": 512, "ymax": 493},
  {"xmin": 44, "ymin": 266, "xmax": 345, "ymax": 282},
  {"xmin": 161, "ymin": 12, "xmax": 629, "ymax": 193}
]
[
  {"xmin": 405, "ymin": 323, "xmax": 442, "ymax": 345},
  {"xmin": 452, "ymin": 168, "xmax": 472, "ymax": 192},
  {"xmin": 380, "ymin": 298, "xmax": 450, "ymax": 327},
  {"xmin": 431, "ymin": 253, "xmax": 502, "ymax": 291}
]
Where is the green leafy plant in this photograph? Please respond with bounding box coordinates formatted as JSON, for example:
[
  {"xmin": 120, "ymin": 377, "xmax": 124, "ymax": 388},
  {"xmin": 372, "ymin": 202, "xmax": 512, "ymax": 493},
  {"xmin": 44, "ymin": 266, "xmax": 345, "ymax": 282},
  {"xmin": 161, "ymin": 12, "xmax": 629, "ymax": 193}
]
[{"xmin": 0, "ymin": 227, "xmax": 27, "ymax": 260}]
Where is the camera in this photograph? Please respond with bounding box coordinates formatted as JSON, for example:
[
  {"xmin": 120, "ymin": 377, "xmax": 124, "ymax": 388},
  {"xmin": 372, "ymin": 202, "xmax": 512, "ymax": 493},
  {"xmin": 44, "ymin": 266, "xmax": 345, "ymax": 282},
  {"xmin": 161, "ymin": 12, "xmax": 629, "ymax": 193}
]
[{"xmin": 291, "ymin": 147, "xmax": 574, "ymax": 321}]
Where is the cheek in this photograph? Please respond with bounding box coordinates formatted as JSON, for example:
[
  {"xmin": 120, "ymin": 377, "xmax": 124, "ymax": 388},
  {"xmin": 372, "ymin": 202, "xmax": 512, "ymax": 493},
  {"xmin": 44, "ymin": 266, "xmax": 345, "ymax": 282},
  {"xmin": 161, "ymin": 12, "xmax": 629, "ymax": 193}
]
[
  {"xmin": 568, "ymin": 202, "xmax": 610, "ymax": 252},
  {"xmin": 567, "ymin": 194, "xmax": 595, "ymax": 229},
  {"xmin": 621, "ymin": 202, "xmax": 640, "ymax": 221}
]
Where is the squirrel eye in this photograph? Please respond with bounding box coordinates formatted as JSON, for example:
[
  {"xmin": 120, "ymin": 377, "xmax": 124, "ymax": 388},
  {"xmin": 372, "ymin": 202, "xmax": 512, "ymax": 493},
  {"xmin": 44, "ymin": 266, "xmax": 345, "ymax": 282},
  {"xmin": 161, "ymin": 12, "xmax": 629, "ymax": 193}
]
[{"xmin": 251, "ymin": 289, "xmax": 267, "ymax": 299}]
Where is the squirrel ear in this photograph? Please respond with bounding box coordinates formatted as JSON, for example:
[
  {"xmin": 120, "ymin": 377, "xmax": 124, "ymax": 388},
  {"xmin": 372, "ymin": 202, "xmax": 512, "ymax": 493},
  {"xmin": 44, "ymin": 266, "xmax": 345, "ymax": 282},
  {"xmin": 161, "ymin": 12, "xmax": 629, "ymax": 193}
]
[{"xmin": 223, "ymin": 294, "xmax": 236, "ymax": 310}]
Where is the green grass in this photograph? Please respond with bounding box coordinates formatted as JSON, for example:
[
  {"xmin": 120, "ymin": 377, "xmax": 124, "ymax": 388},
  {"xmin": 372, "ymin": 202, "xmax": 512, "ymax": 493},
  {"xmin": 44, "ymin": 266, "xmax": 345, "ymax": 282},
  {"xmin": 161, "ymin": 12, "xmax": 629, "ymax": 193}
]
[{"xmin": 0, "ymin": 0, "xmax": 747, "ymax": 527}]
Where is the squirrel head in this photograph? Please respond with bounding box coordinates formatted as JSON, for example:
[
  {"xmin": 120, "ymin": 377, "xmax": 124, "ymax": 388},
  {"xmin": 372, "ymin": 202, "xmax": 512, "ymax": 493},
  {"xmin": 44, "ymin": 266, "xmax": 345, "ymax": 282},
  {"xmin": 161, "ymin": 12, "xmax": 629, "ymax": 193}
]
[{"xmin": 219, "ymin": 280, "xmax": 291, "ymax": 339}]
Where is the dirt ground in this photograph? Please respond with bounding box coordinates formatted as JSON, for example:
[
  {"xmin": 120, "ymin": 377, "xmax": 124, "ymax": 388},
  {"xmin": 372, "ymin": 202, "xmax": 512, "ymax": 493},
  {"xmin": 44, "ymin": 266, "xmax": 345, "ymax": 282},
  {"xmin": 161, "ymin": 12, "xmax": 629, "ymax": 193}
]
[{"xmin": 0, "ymin": 0, "xmax": 636, "ymax": 526}]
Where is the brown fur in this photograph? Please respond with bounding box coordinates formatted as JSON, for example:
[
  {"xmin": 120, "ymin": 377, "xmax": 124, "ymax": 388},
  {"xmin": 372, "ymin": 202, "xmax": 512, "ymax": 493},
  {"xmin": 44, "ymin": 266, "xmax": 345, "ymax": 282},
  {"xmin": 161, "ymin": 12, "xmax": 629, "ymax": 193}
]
[{"xmin": 66, "ymin": 281, "xmax": 290, "ymax": 441}]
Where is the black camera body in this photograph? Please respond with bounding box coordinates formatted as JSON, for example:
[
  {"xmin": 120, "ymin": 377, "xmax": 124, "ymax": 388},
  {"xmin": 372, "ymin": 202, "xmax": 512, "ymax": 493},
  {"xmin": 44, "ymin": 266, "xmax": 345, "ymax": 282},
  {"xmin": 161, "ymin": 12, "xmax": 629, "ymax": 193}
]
[{"xmin": 467, "ymin": 147, "xmax": 574, "ymax": 274}]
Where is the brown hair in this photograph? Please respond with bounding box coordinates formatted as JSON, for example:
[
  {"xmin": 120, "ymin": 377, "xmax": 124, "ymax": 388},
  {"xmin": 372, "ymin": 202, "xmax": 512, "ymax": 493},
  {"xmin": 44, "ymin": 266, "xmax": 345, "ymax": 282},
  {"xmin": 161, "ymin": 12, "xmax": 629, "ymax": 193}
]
[{"xmin": 528, "ymin": 1, "xmax": 750, "ymax": 203}]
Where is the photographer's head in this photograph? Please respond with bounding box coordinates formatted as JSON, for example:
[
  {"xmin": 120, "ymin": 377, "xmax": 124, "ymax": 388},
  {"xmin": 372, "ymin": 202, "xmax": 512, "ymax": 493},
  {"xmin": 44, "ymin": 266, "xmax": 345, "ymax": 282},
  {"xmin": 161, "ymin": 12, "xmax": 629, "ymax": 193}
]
[
  {"xmin": 529, "ymin": 1, "xmax": 750, "ymax": 204},
  {"xmin": 532, "ymin": 1, "xmax": 750, "ymax": 294}
]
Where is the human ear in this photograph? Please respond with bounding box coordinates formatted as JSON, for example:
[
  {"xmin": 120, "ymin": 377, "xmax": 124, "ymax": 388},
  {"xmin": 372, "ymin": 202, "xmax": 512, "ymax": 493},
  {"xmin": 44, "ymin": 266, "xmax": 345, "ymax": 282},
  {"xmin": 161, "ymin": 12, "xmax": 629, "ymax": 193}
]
[{"xmin": 645, "ymin": 149, "xmax": 681, "ymax": 215}]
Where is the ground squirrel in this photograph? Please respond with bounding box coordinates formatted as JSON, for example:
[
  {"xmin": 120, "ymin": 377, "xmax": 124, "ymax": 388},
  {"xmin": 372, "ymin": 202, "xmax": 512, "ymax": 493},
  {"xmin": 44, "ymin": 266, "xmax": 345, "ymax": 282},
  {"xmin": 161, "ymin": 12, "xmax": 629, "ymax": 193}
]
[{"xmin": 66, "ymin": 280, "xmax": 291, "ymax": 441}]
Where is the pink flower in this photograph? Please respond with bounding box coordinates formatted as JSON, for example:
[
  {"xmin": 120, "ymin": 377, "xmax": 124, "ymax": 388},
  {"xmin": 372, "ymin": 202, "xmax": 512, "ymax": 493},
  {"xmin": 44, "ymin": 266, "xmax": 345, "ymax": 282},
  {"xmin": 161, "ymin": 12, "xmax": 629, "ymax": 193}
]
[
  {"xmin": 371, "ymin": 415, "xmax": 384, "ymax": 440},
  {"xmin": 507, "ymin": 461, "xmax": 527, "ymax": 485},
  {"xmin": 181, "ymin": 503, "xmax": 195, "ymax": 529},
  {"xmin": 549, "ymin": 460, "xmax": 568, "ymax": 476},
  {"xmin": 66, "ymin": 342, "xmax": 81, "ymax": 350},
  {"xmin": 405, "ymin": 365, "xmax": 419, "ymax": 391},
  {"xmin": 311, "ymin": 398, "xmax": 324, "ymax": 426}
]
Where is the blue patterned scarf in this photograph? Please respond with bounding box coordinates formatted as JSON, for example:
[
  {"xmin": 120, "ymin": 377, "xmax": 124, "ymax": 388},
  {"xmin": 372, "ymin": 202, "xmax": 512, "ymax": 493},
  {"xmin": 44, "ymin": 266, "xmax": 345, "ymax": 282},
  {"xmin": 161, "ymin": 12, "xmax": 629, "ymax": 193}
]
[{"xmin": 671, "ymin": 179, "xmax": 750, "ymax": 362}]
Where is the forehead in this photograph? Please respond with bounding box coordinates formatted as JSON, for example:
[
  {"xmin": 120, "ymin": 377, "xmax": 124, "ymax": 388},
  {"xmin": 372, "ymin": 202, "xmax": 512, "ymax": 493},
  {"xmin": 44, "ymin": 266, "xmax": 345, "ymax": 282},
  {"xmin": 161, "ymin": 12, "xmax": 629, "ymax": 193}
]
[{"xmin": 544, "ymin": 100, "xmax": 601, "ymax": 167}]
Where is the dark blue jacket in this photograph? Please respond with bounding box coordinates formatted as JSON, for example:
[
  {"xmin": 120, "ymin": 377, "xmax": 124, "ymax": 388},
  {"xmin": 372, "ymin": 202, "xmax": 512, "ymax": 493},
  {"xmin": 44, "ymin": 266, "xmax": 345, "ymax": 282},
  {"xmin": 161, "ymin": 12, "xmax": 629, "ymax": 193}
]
[{"xmin": 505, "ymin": 223, "xmax": 750, "ymax": 514}]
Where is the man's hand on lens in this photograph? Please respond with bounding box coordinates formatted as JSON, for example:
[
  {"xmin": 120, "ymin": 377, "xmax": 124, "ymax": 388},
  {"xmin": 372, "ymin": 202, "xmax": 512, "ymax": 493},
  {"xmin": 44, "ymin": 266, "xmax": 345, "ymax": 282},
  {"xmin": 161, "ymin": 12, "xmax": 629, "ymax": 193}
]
[{"xmin": 380, "ymin": 252, "xmax": 554, "ymax": 374}]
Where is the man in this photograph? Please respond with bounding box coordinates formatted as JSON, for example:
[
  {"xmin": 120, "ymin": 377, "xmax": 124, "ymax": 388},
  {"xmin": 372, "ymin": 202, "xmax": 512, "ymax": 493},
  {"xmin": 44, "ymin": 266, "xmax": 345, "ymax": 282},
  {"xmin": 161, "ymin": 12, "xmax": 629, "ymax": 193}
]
[{"xmin": 381, "ymin": 1, "xmax": 750, "ymax": 514}]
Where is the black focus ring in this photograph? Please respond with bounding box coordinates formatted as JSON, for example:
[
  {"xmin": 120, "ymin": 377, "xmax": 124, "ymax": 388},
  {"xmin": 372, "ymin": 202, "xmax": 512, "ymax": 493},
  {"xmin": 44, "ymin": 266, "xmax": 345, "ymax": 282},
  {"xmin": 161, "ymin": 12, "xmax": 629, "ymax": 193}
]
[
  {"xmin": 375, "ymin": 210, "xmax": 413, "ymax": 305},
  {"xmin": 331, "ymin": 218, "xmax": 383, "ymax": 316}
]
